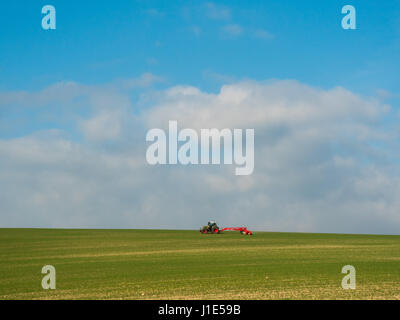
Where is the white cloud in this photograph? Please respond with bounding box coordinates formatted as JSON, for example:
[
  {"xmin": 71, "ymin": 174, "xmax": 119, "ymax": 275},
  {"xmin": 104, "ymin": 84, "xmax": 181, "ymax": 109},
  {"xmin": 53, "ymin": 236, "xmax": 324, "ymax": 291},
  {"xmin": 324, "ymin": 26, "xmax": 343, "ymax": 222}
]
[
  {"xmin": 120, "ymin": 73, "xmax": 164, "ymax": 89},
  {"xmin": 144, "ymin": 80, "xmax": 386, "ymax": 132},
  {"xmin": 204, "ymin": 2, "xmax": 231, "ymax": 20},
  {"xmin": 202, "ymin": 70, "xmax": 236, "ymax": 84},
  {"xmin": 253, "ymin": 29, "xmax": 274, "ymax": 40},
  {"xmin": 0, "ymin": 73, "xmax": 163, "ymax": 108},
  {"xmin": 222, "ymin": 24, "xmax": 243, "ymax": 37},
  {"xmin": 80, "ymin": 110, "xmax": 123, "ymax": 142},
  {"xmin": 0, "ymin": 79, "xmax": 399, "ymax": 234},
  {"xmin": 0, "ymin": 81, "xmax": 86, "ymax": 107}
]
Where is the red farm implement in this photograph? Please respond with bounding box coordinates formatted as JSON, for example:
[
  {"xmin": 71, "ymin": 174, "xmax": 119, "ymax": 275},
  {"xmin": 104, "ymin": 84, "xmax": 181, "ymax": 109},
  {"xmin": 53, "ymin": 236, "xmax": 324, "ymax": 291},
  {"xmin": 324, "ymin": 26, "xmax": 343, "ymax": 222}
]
[
  {"xmin": 200, "ymin": 221, "xmax": 253, "ymax": 235},
  {"xmin": 220, "ymin": 227, "xmax": 253, "ymax": 235}
]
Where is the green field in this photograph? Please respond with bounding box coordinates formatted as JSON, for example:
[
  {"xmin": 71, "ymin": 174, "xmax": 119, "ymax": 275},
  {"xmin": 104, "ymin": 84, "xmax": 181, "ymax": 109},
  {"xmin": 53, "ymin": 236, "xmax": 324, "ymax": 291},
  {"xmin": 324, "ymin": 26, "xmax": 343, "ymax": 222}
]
[{"xmin": 0, "ymin": 228, "xmax": 399, "ymax": 300}]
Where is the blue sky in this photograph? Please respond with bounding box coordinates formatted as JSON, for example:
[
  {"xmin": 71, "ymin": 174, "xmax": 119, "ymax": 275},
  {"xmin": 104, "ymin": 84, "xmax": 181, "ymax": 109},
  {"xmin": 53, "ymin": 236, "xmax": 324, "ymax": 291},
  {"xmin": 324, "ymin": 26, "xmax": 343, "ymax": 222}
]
[
  {"xmin": 1, "ymin": 1, "xmax": 400, "ymax": 233},
  {"xmin": 1, "ymin": 0, "xmax": 399, "ymax": 94}
]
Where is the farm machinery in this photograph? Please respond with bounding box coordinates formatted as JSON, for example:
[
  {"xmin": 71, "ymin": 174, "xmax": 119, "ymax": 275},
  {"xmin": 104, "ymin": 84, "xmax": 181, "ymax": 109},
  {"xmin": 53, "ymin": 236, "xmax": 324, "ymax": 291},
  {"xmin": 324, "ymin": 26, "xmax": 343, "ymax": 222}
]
[
  {"xmin": 200, "ymin": 220, "xmax": 221, "ymax": 234},
  {"xmin": 200, "ymin": 221, "xmax": 253, "ymax": 235}
]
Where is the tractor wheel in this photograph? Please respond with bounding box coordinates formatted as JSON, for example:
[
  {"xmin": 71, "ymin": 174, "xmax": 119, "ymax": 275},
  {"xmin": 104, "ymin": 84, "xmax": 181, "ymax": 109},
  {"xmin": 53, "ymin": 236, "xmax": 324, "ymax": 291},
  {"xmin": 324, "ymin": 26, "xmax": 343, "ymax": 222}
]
[{"xmin": 212, "ymin": 226, "xmax": 219, "ymax": 234}]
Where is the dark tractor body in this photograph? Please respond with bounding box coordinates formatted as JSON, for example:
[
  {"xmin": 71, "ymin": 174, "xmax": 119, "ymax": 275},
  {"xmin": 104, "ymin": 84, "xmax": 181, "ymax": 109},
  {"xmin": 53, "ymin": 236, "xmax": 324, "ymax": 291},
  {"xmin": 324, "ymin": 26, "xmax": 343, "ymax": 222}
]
[{"xmin": 200, "ymin": 220, "xmax": 221, "ymax": 234}]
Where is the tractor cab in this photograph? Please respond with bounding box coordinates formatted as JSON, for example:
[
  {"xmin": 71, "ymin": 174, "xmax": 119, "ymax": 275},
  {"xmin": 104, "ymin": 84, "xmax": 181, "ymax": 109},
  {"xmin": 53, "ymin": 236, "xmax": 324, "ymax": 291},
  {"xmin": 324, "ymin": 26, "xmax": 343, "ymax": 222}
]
[
  {"xmin": 200, "ymin": 220, "xmax": 220, "ymax": 234},
  {"xmin": 208, "ymin": 220, "xmax": 217, "ymax": 227}
]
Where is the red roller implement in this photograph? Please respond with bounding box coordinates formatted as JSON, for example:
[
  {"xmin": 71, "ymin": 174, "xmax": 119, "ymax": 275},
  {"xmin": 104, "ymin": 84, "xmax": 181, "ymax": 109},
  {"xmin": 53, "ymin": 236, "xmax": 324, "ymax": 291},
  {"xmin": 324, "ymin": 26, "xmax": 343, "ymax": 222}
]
[{"xmin": 220, "ymin": 227, "xmax": 253, "ymax": 235}]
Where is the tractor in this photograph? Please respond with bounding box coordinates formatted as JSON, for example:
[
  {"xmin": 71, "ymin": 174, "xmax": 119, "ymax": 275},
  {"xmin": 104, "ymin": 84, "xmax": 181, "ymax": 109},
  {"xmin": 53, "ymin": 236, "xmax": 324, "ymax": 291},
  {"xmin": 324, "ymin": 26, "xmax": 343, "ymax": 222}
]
[
  {"xmin": 200, "ymin": 221, "xmax": 254, "ymax": 235},
  {"xmin": 200, "ymin": 220, "xmax": 221, "ymax": 234}
]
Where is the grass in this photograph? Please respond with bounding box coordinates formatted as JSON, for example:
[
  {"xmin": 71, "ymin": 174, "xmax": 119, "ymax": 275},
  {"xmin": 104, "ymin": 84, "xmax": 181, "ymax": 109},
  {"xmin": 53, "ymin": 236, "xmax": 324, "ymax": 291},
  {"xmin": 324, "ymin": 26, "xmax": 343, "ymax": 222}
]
[{"xmin": 0, "ymin": 228, "xmax": 399, "ymax": 300}]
